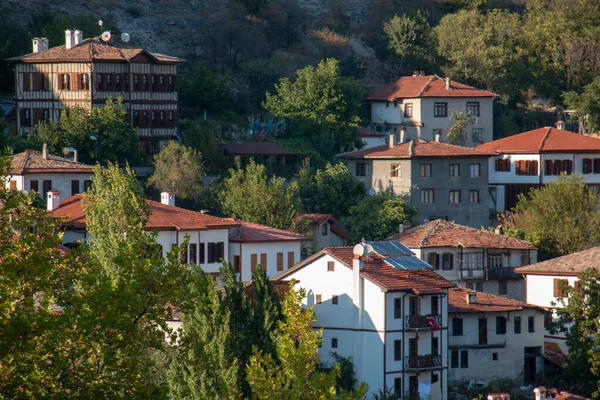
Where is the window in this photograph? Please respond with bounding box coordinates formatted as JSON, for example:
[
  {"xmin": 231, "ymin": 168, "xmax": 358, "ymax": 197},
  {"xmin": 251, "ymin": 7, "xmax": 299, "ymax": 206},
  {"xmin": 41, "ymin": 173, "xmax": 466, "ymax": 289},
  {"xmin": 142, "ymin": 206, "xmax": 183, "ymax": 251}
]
[
  {"xmin": 488, "ymin": 254, "xmax": 503, "ymax": 268},
  {"xmin": 432, "ymin": 372, "xmax": 439, "ymax": 384},
  {"xmin": 316, "ymin": 294, "xmax": 322, "ymax": 304},
  {"xmin": 277, "ymin": 252, "xmax": 284, "ymax": 271},
  {"xmin": 472, "ymin": 129, "xmax": 483, "ymax": 143},
  {"xmin": 463, "ymin": 253, "xmax": 483, "ymax": 269},
  {"xmin": 233, "ymin": 255, "xmax": 240, "ymax": 272},
  {"xmin": 332, "ymin": 295, "xmax": 339, "ymax": 305},
  {"xmin": 495, "ymin": 159, "xmax": 511, "ymax": 172},
  {"xmin": 409, "ymin": 376, "xmax": 418, "ymax": 394},
  {"xmin": 449, "ymin": 190, "xmax": 461, "ymax": 204},
  {"xmin": 545, "ymin": 159, "xmax": 573, "ymax": 175},
  {"xmin": 409, "ymin": 338, "xmax": 418, "ymax": 357},
  {"xmin": 451, "ymin": 350, "xmax": 459, "ymax": 368},
  {"xmin": 43, "ymin": 180, "xmax": 52, "ymax": 195},
  {"xmin": 452, "ymin": 318, "xmax": 463, "ymax": 335},
  {"xmin": 460, "ymin": 350, "xmax": 469, "ymax": 368},
  {"xmin": 421, "ymin": 189, "xmax": 434, "ymax": 204},
  {"xmin": 390, "ymin": 163, "xmax": 401, "ymax": 177},
  {"xmin": 409, "ymin": 297, "xmax": 419, "ymax": 316},
  {"xmin": 470, "ymin": 163, "xmax": 480, "ymax": 177},
  {"xmin": 516, "ymin": 160, "xmax": 539, "ymax": 175},
  {"xmin": 554, "ymin": 278, "xmax": 568, "ymax": 297},
  {"xmin": 84, "ymin": 180, "xmax": 92, "ymax": 192},
  {"xmin": 431, "ymin": 296, "xmax": 439, "ymax": 315},
  {"xmin": 434, "ymin": 102, "xmax": 448, "ymax": 117},
  {"xmin": 496, "ymin": 316, "xmax": 507, "ymax": 334},
  {"xmin": 288, "ymin": 252, "xmax": 294, "ymax": 268},
  {"xmin": 466, "ymin": 102, "xmax": 480, "ymax": 117},
  {"xmin": 469, "ymin": 190, "xmax": 479, "ymax": 204},
  {"xmin": 583, "ymin": 158, "xmax": 592, "ymax": 174},
  {"xmin": 30, "ymin": 180, "xmax": 39, "ymax": 193},
  {"xmin": 21, "ymin": 109, "xmax": 32, "ymax": 127},
  {"xmin": 528, "ymin": 316, "xmax": 535, "ymax": 332},
  {"xmin": 449, "ymin": 163, "xmax": 460, "ymax": 177},
  {"xmin": 514, "ymin": 316, "xmax": 521, "ymax": 334},
  {"xmin": 71, "ymin": 180, "xmax": 80, "ymax": 196},
  {"xmin": 431, "ymin": 337, "xmax": 439, "ymax": 355},
  {"xmin": 394, "ymin": 340, "xmax": 402, "ymax": 361},
  {"xmin": 327, "ymin": 261, "xmax": 335, "ymax": 271},
  {"xmin": 594, "ymin": 159, "xmax": 600, "ymax": 174},
  {"xmin": 394, "ymin": 378, "xmax": 402, "ymax": 395},
  {"xmin": 492, "ymin": 352, "xmax": 498, "ymax": 361},
  {"xmin": 394, "ymin": 298, "xmax": 402, "ymax": 319},
  {"xmin": 355, "ymin": 162, "xmax": 367, "ymax": 177},
  {"xmin": 189, "ymin": 244, "xmax": 198, "ymax": 264},
  {"xmin": 322, "ymin": 224, "xmax": 328, "ymax": 235},
  {"xmin": 442, "ymin": 252, "xmax": 453, "ymax": 270},
  {"xmin": 331, "ymin": 338, "xmax": 338, "ymax": 348},
  {"xmin": 404, "ymin": 103, "xmax": 413, "ymax": 118},
  {"xmin": 427, "ymin": 252, "xmax": 440, "ymax": 269},
  {"xmin": 467, "ymin": 281, "xmax": 484, "ymax": 292},
  {"xmin": 58, "ymin": 73, "xmax": 71, "ymax": 90},
  {"xmin": 499, "ymin": 280, "xmax": 508, "ymax": 295},
  {"xmin": 420, "ymin": 163, "xmax": 432, "ymax": 177},
  {"xmin": 199, "ymin": 243, "xmax": 205, "ymax": 264}
]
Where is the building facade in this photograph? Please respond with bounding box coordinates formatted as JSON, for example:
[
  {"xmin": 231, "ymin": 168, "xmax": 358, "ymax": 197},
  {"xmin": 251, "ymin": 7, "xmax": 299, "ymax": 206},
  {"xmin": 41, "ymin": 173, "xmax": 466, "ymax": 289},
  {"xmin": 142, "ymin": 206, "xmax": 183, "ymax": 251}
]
[
  {"xmin": 337, "ymin": 139, "xmax": 493, "ymax": 228},
  {"xmin": 6, "ymin": 31, "xmax": 184, "ymax": 154},
  {"xmin": 390, "ymin": 220, "xmax": 538, "ymax": 302},
  {"xmin": 300, "ymin": 214, "xmax": 350, "ymax": 252},
  {"xmin": 365, "ymin": 74, "xmax": 496, "ymax": 146},
  {"xmin": 274, "ymin": 242, "xmax": 454, "ymax": 399}
]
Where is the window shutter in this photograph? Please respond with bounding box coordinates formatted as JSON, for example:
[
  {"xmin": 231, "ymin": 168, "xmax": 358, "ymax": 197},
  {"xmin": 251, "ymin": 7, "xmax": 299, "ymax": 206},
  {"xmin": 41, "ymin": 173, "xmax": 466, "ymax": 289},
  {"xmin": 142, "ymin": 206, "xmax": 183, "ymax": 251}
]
[
  {"xmin": 553, "ymin": 279, "xmax": 560, "ymax": 297},
  {"xmin": 72, "ymin": 73, "xmax": 80, "ymax": 91},
  {"xmin": 277, "ymin": 252, "xmax": 284, "ymax": 271},
  {"xmin": 544, "ymin": 160, "xmax": 553, "ymax": 175},
  {"xmin": 57, "ymin": 74, "xmax": 64, "ymax": 90},
  {"xmin": 251, "ymin": 254, "xmax": 257, "ymax": 273},
  {"xmin": 31, "ymin": 72, "xmax": 41, "ymax": 91},
  {"xmin": 71, "ymin": 180, "xmax": 80, "ymax": 196},
  {"xmin": 574, "ymin": 280, "xmax": 582, "ymax": 292},
  {"xmin": 260, "ymin": 253, "xmax": 267, "ymax": 269},
  {"xmin": 207, "ymin": 242, "xmax": 215, "ymax": 263},
  {"xmin": 218, "ymin": 242, "xmax": 224, "ymax": 259},
  {"xmin": 23, "ymin": 72, "xmax": 31, "ymax": 91},
  {"xmin": 9, "ymin": 180, "xmax": 16, "ymax": 190},
  {"xmin": 288, "ymin": 252, "xmax": 294, "ymax": 268}
]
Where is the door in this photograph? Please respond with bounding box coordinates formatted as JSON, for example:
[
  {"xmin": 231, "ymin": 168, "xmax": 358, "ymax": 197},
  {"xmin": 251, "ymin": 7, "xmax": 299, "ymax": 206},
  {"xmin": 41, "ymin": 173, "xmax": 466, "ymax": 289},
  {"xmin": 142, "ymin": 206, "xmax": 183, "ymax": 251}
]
[
  {"xmin": 409, "ymin": 297, "xmax": 419, "ymax": 316},
  {"xmin": 479, "ymin": 318, "xmax": 488, "ymax": 345}
]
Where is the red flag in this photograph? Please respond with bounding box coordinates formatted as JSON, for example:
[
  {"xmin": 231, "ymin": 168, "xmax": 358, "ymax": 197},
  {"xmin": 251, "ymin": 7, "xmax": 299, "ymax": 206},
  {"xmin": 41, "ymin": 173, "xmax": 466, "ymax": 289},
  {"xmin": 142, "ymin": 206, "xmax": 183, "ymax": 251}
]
[{"xmin": 426, "ymin": 316, "xmax": 440, "ymax": 331}]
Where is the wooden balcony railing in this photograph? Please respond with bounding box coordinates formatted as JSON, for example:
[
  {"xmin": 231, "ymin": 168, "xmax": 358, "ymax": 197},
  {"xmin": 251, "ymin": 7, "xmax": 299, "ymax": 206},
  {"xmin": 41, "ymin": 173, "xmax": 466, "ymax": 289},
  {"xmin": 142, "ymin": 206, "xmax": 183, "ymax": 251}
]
[
  {"xmin": 404, "ymin": 315, "xmax": 442, "ymax": 329},
  {"xmin": 405, "ymin": 354, "xmax": 442, "ymax": 370}
]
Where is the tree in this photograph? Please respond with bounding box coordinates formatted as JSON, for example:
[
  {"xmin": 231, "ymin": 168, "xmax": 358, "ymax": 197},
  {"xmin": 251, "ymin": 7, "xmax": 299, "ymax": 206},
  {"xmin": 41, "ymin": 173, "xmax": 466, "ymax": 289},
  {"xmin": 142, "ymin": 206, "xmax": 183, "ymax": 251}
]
[
  {"xmin": 563, "ymin": 77, "xmax": 600, "ymax": 135},
  {"xmin": 147, "ymin": 142, "xmax": 205, "ymax": 201},
  {"xmin": 549, "ymin": 269, "xmax": 600, "ymax": 398},
  {"xmin": 344, "ymin": 192, "xmax": 416, "ymax": 243},
  {"xmin": 446, "ymin": 110, "xmax": 479, "ymax": 146},
  {"xmin": 179, "ymin": 61, "xmax": 232, "ymax": 118},
  {"xmin": 500, "ymin": 174, "xmax": 600, "ymax": 260},
  {"xmin": 219, "ymin": 160, "xmax": 302, "ymax": 231},
  {"xmin": 246, "ymin": 283, "xmax": 368, "ymax": 399},
  {"xmin": 33, "ymin": 98, "xmax": 140, "ymax": 165},
  {"xmin": 298, "ymin": 162, "xmax": 366, "ymax": 219}
]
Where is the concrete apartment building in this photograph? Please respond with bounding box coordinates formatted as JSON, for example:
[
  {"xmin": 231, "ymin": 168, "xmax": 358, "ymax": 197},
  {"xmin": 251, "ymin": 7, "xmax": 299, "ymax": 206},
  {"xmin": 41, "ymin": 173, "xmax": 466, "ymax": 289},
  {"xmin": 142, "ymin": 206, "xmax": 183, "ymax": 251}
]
[
  {"xmin": 274, "ymin": 241, "xmax": 454, "ymax": 399},
  {"xmin": 337, "ymin": 137, "xmax": 493, "ymax": 228},
  {"xmin": 365, "ymin": 73, "xmax": 497, "ymax": 146},
  {"xmin": 390, "ymin": 219, "xmax": 538, "ymax": 302},
  {"xmin": 6, "ymin": 30, "xmax": 184, "ymax": 155}
]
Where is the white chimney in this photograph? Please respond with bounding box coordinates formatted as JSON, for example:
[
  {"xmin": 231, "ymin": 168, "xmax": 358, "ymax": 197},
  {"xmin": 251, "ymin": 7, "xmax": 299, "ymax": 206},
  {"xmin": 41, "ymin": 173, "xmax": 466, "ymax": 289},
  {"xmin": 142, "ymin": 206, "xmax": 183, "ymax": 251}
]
[
  {"xmin": 534, "ymin": 388, "xmax": 543, "ymax": 400},
  {"xmin": 556, "ymin": 121, "xmax": 565, "ymax": 130},
  {"xmin": 73, "ymin": 150, "xmax": 78, "ymax": 163},
  {"xmin": 65, "ymin": 29, "xmax": 74, "ymax": 50},
  {"xmin": 494, "ymin": 225, "xmax": 503, "ymax": 235},
  {"xmin": 389, "ymin": 132, "xmax": 395, "ymax": 148},
  {"xmin": 161, "ymin": 192, "xmax": 176, "ymax": 206},
  {"xmin": 42, "ymin": 143, "xmax": 49, "ymax": 160},
  {"xmin": 74, "ymin": 30, "xmax": 83, "ymax": 46},
  {"xmin": 400, "ymin": 127, "xmax": 406, "ymax": 143},
  {"xmin": 435, "ymin": 130, "xmax": 442, "ymax": 142},
  {"xmin": 32, "ymin": 38, "xmax": 48, "ymax": 53},
  {"xmin": 47, "ymin": 190, "xmax": 61, "ymax": 211},
  {"xmin": 445, "ymin": 77, "xmax": 451, "ymax": 90},
  {"xmin": 412, "ymin": 71, "xmax": 418, "ymax": 77}
]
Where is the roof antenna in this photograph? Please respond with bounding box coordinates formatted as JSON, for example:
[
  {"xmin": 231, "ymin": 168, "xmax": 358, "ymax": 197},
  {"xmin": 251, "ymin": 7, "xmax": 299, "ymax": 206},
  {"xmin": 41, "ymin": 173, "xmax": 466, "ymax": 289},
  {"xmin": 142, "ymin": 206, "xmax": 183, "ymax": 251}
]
[{"xmin": 98, "ymin": 20, "xmax": 103, "ymax": 35}]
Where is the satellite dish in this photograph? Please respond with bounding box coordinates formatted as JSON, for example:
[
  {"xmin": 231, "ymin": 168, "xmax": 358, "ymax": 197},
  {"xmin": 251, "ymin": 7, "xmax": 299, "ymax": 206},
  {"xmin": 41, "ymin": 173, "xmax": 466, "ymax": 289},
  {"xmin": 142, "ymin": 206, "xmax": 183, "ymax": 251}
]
[
  {"xmin": 353, "ymin": 243, "xmax": 365, "ymax": 257},
  {"xmin": 121, "ymin": 32, "xmax": 130, "ymax": 43},
  {"xmin": 101, "ymin": 31, "xmax": 111, "ymax": 42},
  {"xmin": 98, "ymin": 20, "xmax": 103, "ymax": 27},
  {"xmin": 368, "ymin": 188, "xmax": 376, "ymax": 196},
  {"xmin": 62, "ymin": 147, "xmax": 70, "ymax": 155},
  {"xmin": 364, "ymin": 244, "xmax": 374, "ymax": 257}
]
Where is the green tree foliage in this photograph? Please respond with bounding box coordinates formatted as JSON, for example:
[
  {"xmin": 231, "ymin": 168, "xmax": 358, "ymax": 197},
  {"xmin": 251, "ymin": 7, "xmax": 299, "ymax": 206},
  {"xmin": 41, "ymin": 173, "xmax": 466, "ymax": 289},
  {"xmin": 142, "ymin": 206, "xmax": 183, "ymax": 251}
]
[
  {"xmin": 500, "ymin": 174, "xmax": 600, "ymax": 260},
  {"xmin": 563, "ymin": 77, "xmax": 600, "ymax": 135},
  {"xmin": 247, "ymin": 283, "xmax": 368, "ymax": 399},
  {"xmin": 383, "ymin": 12, "xmax": 435, "ymax": 75},
  {"xmin": 179, "ymin": 62, "xmax": 232, "ymax": 118},
  {"xmin": 446, "ymin": 110, "xmax": 479, "ymax": 146},
  {"xmin": 434, "ymin": 9, "xmax": 528, "ymax": 103},
  {"xmin": 298, "ymin": 162, "xmax": 366, "ymax": 219},
  {"xmin": 33, "ymin": 98, "xmax": 140, "ymax": 165},
  {"xmin": 167, "ymin": 268, "xmax": 240, "ymax": 399},
  {"xmin": 147, "ymin": 142, "xmax": 205, "ymax": 201},
  {"xmin": 0, "ymin": 9, "xmax": 29, "ymax": 95},
  {"xmin": 219, "ymin": 160, "xmax": 302, "ymax": 231},
  {"xmin": 549, "ymin": 269, "xmax": 600, "ymax": 398},
  {"xmin": 344, "ymin": 192, "xmax": 416, "ymax": 243},
  {"xmin": 234, "ymin": 0, "xmax": 270, "ymax": 14},
  {"xmin": 180, "ymin": 120, "xmax": 229, "ymax": 175}
]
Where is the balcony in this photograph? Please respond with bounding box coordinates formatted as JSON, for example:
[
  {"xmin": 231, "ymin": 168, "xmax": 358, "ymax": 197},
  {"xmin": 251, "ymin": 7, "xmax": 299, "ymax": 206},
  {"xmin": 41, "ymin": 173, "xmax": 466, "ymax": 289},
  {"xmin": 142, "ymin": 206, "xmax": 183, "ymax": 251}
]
[
  {"xmin": 460, "ymin": 267, "xmax": 485, "ymax": 280},
  {"xmin": 486, "ymin": 267, "xmax": 522, "ymax": 280},
  {"xmin": 405, "ymin": 354, "xmax": 442, "ymax": 371},
  {"xmin": 405, "ymin": 315, "xmax": 442, "ymax": 330}
]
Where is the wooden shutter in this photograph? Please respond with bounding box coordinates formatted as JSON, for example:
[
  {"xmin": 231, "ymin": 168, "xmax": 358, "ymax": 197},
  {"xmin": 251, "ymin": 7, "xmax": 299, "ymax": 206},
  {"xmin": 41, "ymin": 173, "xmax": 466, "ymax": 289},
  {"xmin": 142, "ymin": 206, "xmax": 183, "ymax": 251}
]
[
  {"xmin": 574, "ymin": 280, "xmax": 582, "ymax": 292},
  {"xmin": 260, "ymin": 253, "xmax": 267, "ymax": 269},
  {"xmin": 57, "ymin": 74, "xmax": 64, "ymax": 90},
  {"xmin": 495, "ymin": 159, "xmax": 502, "ymax": 171},
  {"xmin": 251, "ymin": 254, "xmax": 257, "ymax": 273},
  {"xmin": 43, "ymin": 180, "xmax": 52, "ymax": 194},
  {"xmin": 71, "ymin": 180, "xmax": 80, "ymax": 196},
  {"xmin": 529, "ymin": 160, "xmax": 538, "ymax": 175},
  {"xmin": 23, "ymin": 72, "xmax": 30, "ymax": 91},
  {"xmin": 277, "ymin": 252, "xmax": 284, "ymax": 271},
  {"xmin": 553, "ymin": 278, "xmax": 568, "ymax": 297},
  {"xmin": 583, "ymin": 159, "xmax": 592, "ymax": 174},
  {"xmin": 84, "ymin": 180, "xmax": 92, "ymax": 191},
  {"xmin": 327, "ymin": 261, "xmax": 335, "ymax": 271},
  {"xmin": 316, "ymin": 294, "xmax": 322, "ymax": 304},
  {"xmin": 9, "ymin": 180, "xmax": 16, "ymax": 190},
  {"xmin": 287, "ymin": 252, "xmax": 294, "ymax": 268},
  {"xmin": 31, "ymin": 72, "xmax": 41, "ymax": 91}
]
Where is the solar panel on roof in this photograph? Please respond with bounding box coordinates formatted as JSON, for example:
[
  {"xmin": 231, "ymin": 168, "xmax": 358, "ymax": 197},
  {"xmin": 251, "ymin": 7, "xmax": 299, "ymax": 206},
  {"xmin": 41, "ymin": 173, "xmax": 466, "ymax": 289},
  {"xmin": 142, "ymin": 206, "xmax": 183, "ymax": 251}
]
[
  {"xmin": 383, "ymin": 256, "xmax": 433, "ymax": 271},
  {"xmin": 367, "ymin": 240, "xmax": 413, "ymax": 256}
]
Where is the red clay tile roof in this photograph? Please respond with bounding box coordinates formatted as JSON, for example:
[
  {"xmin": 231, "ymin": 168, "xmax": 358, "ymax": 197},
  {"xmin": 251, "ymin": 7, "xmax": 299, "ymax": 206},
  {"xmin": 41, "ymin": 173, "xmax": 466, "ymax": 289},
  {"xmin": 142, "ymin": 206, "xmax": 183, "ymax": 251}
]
[
  {"xmin": 365, "ymin": 75, "xmax": 497, "ymax": 102},
  {"xmin": 476, "ymin": 127, "xmax": 600, "ymax": 154},
  {"xmin": 229, "ymin": 220, "xmax": 309, "ymax": 243},
  {"xmin": 337, "ymin": 140, "xmax": 493, "ymax": 159},
  {"xmin": 50, "ymin": 194, "xmax": 238, "ymax": 231},
  {"xmin": 544, "ymin": 342, "xmax": 567, "ymax": 367},
  {"xmin": 223, "ymin": 142, "xmax": 298, "ymax": 156},
  {"xmin": 275, "ymin": 246, "xmax": 454, "ymax": 294},
  {"xmin": 515, "ymin": 246, "xmax": 600, "ymax": 276},
  {"xmin": 448, "ymin": 287, "xmax": 542, "ymax": 313},
  {"xmin": 357, "ymin": 126, "xmax": 386, "ymax": 138},
  {"xmin": 535, "ymin": 387, "xmax": 589, "ymax": 400},
  {"xmin": 300, "ymin": 213, "xmax": 350, "ymax": 240},
  {"xmin": 389, "ymin": 219, "xmax": 536, "ymax": 250},
  {"xmin": 10, "ymin": 150, "xmax": 94, "ymax": 174},
  {"xmin": 6, "ymin": 37, "xmax": 184, "ymax": 64}
]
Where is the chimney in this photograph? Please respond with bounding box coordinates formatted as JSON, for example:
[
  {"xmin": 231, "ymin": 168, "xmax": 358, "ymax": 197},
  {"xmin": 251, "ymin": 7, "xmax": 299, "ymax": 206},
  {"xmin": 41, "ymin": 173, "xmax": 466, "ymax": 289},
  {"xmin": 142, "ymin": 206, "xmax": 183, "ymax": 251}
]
[
  {"xmin": 65, "ymin": 29, "xmax": 74, "ymax": 50},
  {"xmin": 400, "ymin": 127, "xmax": 406, "ymax": 143},
  {"xmin": 494, "ymin": 225, "xmax": 503, "ymax": 235},
  {"xmin": 419, "ymin": 71, "xmax": 425, "ymax": 76},
  {"xmin": 42, "ymin": 143, "xmax": 49, "ymax": 160},
  {"xmin": 445, "ymin": 77, "xmax": 451, "ymax": 90},
  {"xmin": 46, "ymin": 190, "xmax": 61, "ymax": 211},
  {"xmin": 435, "ymin": 129, "xmax": 442, "ymax": 142},
  {"xmin": 32, "ymin": 38, "xmax": 48, "ymax": 53},
  {"xmin": 73, "ymin": 150, "xmax": 78, "ymax": 163},
  {"xmin": 467, "ymin": 293, "xmax": 477, "ymax": 304},
  {"xmin": 534, "ymin": 388, "xmax": 545, "ymax": 400},
  {"xmin": 556, "ymin": 120, "xmax": 565, "ymax": 130},
  {"xmin": 389, "ymin": 132, "xmax": 395, "ymax": 148},
  {"xmin": 412, "ymin": 71, "xmax": 418, "ymax": 77},
  {"xmin": 161, "ymin": 191, "xmax": 176, "ymax": 206},
  {"xmin": 74, "ymin": 30, "xmax": 83, "ymax": 46},
  {"xmin": 409, "ymin": 140, "xmax": 414, "ymax": 157}
]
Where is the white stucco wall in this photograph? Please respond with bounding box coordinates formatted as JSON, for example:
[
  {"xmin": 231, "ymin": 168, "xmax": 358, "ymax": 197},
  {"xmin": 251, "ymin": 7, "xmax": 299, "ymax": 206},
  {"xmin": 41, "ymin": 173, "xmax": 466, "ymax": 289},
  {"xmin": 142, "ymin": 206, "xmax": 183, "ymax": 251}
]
[
  {"xmin": 228, "ymin": 241, "xmax": 302, "ymax": 282},
  {"xmin": 7, "ymin": 172, "xmax": 94, "ymax": 201},
  {"xmin": 309, "ymin": 223, "xmax": 347, "ymax": 252},
  {"xmin": 360, "ymin": 136, "xmax": 387, "ymax": 149}
]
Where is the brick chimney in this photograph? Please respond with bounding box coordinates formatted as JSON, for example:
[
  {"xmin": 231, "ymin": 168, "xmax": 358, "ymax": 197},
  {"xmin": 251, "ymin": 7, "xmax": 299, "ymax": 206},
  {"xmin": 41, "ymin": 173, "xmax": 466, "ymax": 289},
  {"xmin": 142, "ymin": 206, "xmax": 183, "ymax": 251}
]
[
  {"xmin": 47, "ymin": 190, "xmax": 61, "ymax": 211},
  {"xmin": 161, "ymin": 192, "xmax": 176, "ymax": 206},
  {"xmin": 65, "ymin": 29, "xmax": 74, "ymax": 50}
]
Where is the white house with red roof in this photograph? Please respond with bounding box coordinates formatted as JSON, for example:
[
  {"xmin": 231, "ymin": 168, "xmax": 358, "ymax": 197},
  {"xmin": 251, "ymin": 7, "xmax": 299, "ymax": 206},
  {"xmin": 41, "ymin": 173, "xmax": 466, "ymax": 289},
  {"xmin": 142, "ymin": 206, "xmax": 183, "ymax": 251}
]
[
  {"xmin": 300, "ymin": 213, "xmax": 350, "ymax": 251},
  {"xmin": 274, "ymin": 240, "xmax": 454, "ymax": 398},
  {"xmin": 390, "ymin": 219, "xmax": 538, "ymax": 302},
  {"xmin": 476, "ymin": 127, "xmax": 600, "ymax": 212},
  {"xmin": 337, "ymin": 139, "xmax": 493, "ymax": 228},
  {"xmin": 357, "ymin": 126, "xmax": 387, "ymax": 149},
  {"xmin": 365, "ymin": 74, "xmax": 497, "ymax": 146},
  {"xmin": 447, "ymin": 287, "xmax": 545, "ymax": 384},
  {"xmin": 7, "ymin": 145, "xmax": 94, "ymax": 201}
]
